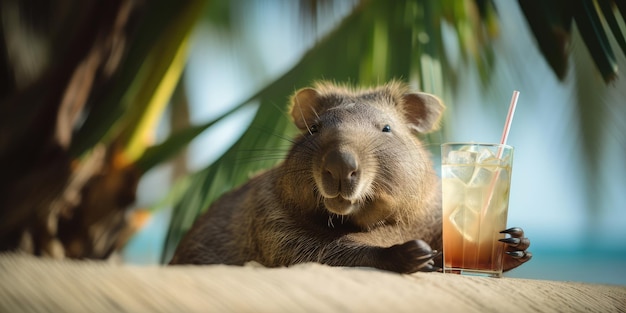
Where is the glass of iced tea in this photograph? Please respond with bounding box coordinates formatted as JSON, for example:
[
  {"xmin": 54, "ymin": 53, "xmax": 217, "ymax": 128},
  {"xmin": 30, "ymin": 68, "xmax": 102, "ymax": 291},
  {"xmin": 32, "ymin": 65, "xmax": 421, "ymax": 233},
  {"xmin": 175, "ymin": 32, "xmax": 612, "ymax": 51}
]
[{"xmin": 441, "ymin": 143, "xmax": 513, "ymax": 278}]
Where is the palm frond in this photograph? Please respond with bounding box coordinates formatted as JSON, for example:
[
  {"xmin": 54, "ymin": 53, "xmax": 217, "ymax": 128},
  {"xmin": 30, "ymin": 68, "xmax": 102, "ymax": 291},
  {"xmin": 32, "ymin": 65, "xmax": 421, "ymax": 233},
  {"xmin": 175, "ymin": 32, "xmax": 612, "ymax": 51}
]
[
  {"xmin": 517, "ymin": 0, "xmax": 572, "ymax": 80},
  {"xmin": 596, "ymin": 0, "xmax": 626, "ymax": 57},
  {"xmin": 115, "ymin": 0, "xmax": 203, "ymax": 166},
  {"xmin": 70, "ymin": 0, "xmax": 205, "ymax": 158},
  {"xmin": 519, "ymin": 0, "xmax": 626, "ymax": 83},
  {"xmin": 575, "ymin": 0, "xmax": 618, "ymax": 82}
]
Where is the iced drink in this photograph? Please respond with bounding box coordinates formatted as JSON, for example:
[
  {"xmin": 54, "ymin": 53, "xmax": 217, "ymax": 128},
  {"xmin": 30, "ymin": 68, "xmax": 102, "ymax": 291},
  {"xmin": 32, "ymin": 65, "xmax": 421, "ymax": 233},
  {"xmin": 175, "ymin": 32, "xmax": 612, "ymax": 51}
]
[{"xmin": 441, "ymin": 143, "xmax": 513, "ymax": 277}]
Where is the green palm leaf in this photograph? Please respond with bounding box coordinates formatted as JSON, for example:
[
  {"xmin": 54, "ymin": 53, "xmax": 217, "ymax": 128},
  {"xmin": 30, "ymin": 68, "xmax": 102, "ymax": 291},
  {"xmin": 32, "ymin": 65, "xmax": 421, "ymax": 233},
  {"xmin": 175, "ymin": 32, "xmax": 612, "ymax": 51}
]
[
  {"xmin": 70, "ymin": 0, "xmax": 206, "ymax": 158},
  {"xmin": 519, "ymin": 0, "xmax": 626, "ymax": 83}
]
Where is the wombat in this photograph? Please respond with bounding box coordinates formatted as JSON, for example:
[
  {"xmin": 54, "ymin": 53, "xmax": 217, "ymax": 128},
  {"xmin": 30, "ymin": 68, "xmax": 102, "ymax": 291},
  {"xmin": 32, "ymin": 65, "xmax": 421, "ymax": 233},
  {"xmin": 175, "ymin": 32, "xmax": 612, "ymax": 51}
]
[{"xmin": 169, "ymin": 81, "xmax": 531, "ymax": 273}]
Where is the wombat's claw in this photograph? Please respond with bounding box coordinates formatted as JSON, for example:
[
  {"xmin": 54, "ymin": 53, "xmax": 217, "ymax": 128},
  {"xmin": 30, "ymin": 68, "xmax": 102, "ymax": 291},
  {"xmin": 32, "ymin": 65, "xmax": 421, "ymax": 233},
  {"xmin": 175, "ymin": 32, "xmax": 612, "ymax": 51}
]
[
  {"xmin": 414, "ymin": 251, "xmax": 439, "ymax": 271},
  {"xmin": 415, "ymin": 249, "xmax": 439, "ymax": 260},
  {"xmin": 500, "ymin": 227, "xmax": 524, "ymax": 237},
  {"xmin": 417, "ymin": 250, "xmax": 442, "ymax": 272},
  {"xmin": 499, "ymin": 226, "xmax": 532, "ymax": 270},
  {"xmin": 506, "ymin": 251, "xmax": 527, "ymax": 258},
  {"xmin": 499, "ymin": 237, "xmax": 531, "ymax": 250},
  {"xmin": 388, "ymin": 240, "xmax": 439, "ymax": 273},
  {"xmin": 499, "ymin": 227, "xmax": 530, "ymax": 250},
  {"xmin": 430, "ymin": 250, "xmax": 442, "ymax": 259},
  {"xmin": 419, "ymin": 262, "xmax": 440, "ymax": 272},
  {"xmin": 499, "ymin": 237, "xmax": 520, "ymax": 245}
]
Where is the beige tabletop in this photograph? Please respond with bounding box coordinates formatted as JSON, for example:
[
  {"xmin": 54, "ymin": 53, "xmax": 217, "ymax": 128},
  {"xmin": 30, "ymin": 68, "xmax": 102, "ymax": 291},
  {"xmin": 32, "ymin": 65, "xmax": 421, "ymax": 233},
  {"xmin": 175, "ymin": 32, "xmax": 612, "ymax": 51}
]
[{"xmin": 0, "ymin": 253, "xmax": 624, "ymax": 313}]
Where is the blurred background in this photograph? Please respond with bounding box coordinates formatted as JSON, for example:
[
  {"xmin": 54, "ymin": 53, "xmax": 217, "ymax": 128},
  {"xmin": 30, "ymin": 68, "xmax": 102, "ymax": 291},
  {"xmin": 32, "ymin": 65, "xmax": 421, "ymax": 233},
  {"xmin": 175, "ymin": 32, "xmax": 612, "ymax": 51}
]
[{"xmin": 1, "ymin": 0, "xmax": 624, "ymax": 285}]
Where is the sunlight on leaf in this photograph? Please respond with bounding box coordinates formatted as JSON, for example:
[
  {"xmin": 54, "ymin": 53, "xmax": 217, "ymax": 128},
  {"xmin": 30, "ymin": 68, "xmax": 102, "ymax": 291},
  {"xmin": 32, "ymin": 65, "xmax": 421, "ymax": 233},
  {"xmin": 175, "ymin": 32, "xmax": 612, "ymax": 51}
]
[{"xmin": 119, "ymin": 33, "xmax": 195, "ymax": 166}]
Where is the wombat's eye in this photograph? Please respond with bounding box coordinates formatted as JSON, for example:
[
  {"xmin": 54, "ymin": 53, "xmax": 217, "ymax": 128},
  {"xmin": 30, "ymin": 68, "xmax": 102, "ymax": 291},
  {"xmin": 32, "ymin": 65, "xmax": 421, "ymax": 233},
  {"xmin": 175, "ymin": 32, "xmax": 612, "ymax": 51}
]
[
  {"xmin": 308, "ymin": 124, "xmax": 319, "ymax": 134},
  {"xmin": 382, "ymin": 125, "xmax": 391, "ymax": 133}
]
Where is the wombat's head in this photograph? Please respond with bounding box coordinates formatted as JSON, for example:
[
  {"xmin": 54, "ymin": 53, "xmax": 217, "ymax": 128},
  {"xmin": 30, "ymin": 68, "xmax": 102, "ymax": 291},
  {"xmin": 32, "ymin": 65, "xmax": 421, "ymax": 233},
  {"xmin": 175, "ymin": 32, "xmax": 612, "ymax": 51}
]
[{"xmin": 285, "ymin": 81, "xmax": 444, "ymax": 228}]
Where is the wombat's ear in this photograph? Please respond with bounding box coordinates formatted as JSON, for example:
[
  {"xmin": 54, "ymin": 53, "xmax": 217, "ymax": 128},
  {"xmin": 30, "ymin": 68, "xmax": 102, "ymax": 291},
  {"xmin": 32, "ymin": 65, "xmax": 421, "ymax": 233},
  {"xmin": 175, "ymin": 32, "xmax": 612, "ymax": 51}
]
[
  {"xmin": 401, "ymin": 92, "xmax": 445, "ymax": 133},
  {"xmin": 290, "ymin": 88, "xmax": 321, "ymax": 131}
]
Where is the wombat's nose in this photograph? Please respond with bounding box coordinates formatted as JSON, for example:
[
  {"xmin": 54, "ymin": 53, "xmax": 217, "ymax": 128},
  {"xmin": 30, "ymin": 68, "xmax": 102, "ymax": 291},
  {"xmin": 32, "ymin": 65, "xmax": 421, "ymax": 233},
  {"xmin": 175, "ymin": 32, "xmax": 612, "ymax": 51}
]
[{"xmin": 323, "ymin": 149, "xmax": 359, "ymax": 186}]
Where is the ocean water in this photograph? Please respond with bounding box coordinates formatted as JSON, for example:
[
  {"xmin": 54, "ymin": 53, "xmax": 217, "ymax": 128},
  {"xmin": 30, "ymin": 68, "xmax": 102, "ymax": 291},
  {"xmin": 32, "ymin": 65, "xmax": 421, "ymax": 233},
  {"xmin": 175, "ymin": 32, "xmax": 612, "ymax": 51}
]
[{"xmin": 503, "ymin": 249, "xmax": 626, "ymax": 286}]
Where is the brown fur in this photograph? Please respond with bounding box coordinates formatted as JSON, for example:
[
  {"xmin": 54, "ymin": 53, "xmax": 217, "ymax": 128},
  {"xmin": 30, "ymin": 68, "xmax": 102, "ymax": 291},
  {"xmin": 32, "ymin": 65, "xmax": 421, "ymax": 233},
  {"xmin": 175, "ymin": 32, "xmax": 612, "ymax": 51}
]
[{"xmin": 169, "ymin": 81, "xmax": 446, "ymax": 273}]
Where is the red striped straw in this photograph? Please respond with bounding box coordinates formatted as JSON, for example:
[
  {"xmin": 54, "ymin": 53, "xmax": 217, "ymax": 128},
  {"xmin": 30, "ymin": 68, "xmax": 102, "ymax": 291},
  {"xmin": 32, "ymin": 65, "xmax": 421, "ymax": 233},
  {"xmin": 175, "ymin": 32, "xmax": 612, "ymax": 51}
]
[
  {"xmin": 497, "ymin": 90, "xmax": 520, "ymax": 156},
  {"xmin": 482, "ymin": 90, "xmax": 520, "ymax": 220}
]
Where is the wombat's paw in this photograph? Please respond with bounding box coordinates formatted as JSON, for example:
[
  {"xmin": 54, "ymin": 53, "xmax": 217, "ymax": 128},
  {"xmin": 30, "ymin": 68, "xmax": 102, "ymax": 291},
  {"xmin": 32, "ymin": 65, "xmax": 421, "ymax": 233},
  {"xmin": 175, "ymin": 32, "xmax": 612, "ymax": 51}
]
[
  {"xmin": 499, "ymin": 227, "xmax": 532, "ymax": 271},
  {"xmin": 385, "ymin": 239, "xmax": 440, "ymax": 274}
]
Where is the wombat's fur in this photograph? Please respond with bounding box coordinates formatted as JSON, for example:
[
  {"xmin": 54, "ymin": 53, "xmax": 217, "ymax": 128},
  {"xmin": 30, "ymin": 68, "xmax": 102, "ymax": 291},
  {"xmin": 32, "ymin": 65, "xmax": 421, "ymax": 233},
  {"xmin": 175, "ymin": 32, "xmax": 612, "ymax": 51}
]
[{"xmin": 170, "ymin": 81, "xmax": 445, "ymax": 273}]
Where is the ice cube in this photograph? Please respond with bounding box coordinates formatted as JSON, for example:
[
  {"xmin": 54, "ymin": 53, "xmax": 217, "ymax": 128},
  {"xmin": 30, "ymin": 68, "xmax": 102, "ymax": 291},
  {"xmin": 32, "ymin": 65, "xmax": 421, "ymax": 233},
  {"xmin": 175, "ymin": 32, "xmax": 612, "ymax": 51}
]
[
  {"xmin": 494, "ymin": 167, "xmax": 510, "ymax": 185},
  {"xmin": 465, "ymin": 185, "xmax": 487, "ymax": 212},
  {"xmin": 444, "ymin": 150, "xmax": 477, "ymax": 183},
  {"xmin": 448, "ymin": 204, "xmax": 480, "ymax": 242},
  {"xmin": 476, "ymin": 148, "xmax": 498, "ymax": 164},
  {"xmin": 446, "ymin": 150, "xmax": 476, "ymax": 164},
  {"xmin": 469, "ymin": 166, "xmax": 496, "ymax": 186},
  {"xmin": 442, "ymin": 165, "xmax": 474, "ymax": 184},
  {"xmin": 480, "ymin": 157, "xmax": 501, "ymax": 166},
  {"xmin": 442, "ymin": 177, "xmax": 466, "ymax": 209}
]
